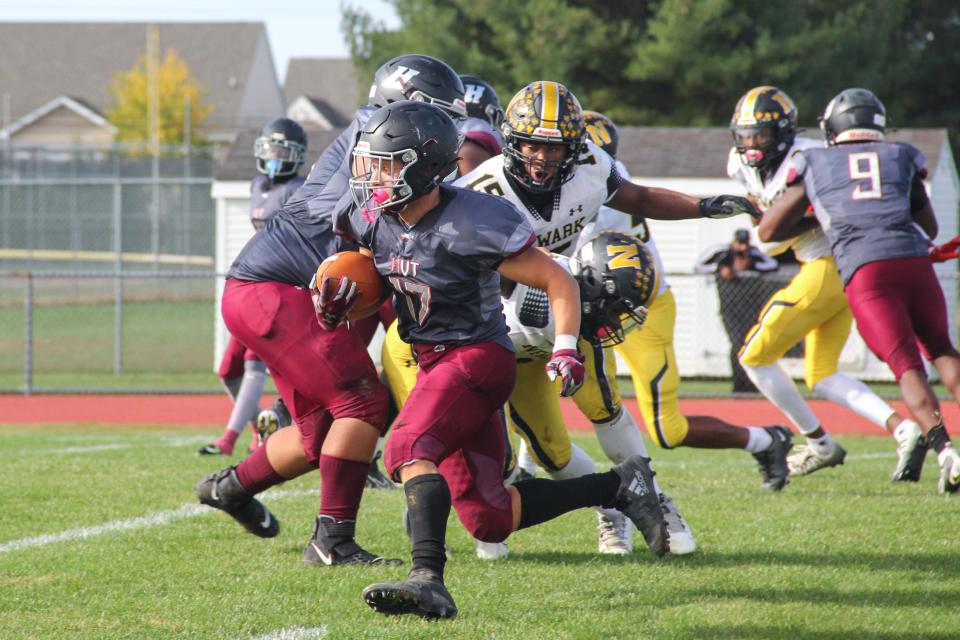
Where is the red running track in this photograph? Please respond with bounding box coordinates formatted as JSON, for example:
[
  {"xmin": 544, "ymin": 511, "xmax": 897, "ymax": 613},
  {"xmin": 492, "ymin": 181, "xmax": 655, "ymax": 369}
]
[{"xmin": 1, "ymin": 394, "xmax": 950, "ymax": 435}]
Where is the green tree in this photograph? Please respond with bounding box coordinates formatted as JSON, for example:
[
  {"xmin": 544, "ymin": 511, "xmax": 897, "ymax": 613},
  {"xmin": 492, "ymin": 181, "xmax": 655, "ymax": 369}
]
[{"xmin": 107, "ymin": 48, "xmax": 212, "ymax": 146}]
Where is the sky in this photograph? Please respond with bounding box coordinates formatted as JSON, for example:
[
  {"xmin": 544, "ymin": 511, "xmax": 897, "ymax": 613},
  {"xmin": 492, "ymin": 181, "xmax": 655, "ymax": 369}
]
[{"xmin": 0, "ymin": 0, "xmax": 400, "ymax": 80}]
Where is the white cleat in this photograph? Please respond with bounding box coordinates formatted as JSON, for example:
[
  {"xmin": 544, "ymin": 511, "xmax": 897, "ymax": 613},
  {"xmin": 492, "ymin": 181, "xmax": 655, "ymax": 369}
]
[
  {"xmin": 475, "ymin": 539, "xmax": 509, "ymax": 560},
  {"xmin": 937, "ymin": 447, "xmax": 960, "ymax": 495},
  {"xmin": 659, "ymin": 493, "xmax": 697, "ymax": 555},
  {"xmin": 598, "ymin": 512, "xmax": 633, "ymax": 555}
]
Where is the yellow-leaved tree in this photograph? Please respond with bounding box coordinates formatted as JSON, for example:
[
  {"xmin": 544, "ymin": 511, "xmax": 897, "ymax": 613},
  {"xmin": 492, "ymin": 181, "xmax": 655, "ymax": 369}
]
[{"xmin": 107, "ymin": 48, "xmax": 213, "ymax": 146}]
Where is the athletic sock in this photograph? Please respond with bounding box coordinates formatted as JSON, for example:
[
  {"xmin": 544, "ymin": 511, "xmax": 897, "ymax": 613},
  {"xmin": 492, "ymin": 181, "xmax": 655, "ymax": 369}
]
[
  {"xmin": 404, "ymin": 474, "xmax": 451, "ymax": 579},
  {"xmin": 814, "ymin": 373, "xmax": 896, "ymax": 431},
  {"xmin": 743, "ymin": 363, "xmax": 821, "ymax": 434},
  {"xmin": 514, "ymin": 470, "xmax": 620, "ymax": 530},
  {"xmin": 214, "ymin": 429, "xmax": 240, "ymax": 453},
  {"xmin": 517, "ymin": 438, "xmax": 539, "ymax": 476},
  {"xmin": 807, "ymin": 432, "xmax": 837, "ymax": 457},
  {"xmin": 319, "ymin": 455, "xmax": 369, "ymax": 522},
  {"xmin": 234, "ymin": 443, "xmax": 284, "ymax": 494},
  {"xmin": 225, "ymin": 360, "xmax": 267, "ymax": 436},
  {"xmin": 744, "ymin": 426, "xmax": 773, "ymax": 453},
  {"xmin": 592, "ymin": 407, "xmax": 649, "ymax": 464}
]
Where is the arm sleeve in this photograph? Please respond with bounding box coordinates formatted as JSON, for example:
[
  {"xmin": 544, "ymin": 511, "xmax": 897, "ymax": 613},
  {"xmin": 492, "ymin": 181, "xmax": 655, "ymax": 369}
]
[{"xmin": 599, "ymin": 149, "xmax": 623, "ymax": 204}]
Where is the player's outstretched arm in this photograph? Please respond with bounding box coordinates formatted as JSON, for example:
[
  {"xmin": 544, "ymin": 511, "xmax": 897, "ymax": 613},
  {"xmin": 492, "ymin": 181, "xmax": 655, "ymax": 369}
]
[
  {"xmin": 607, "ymin": 181, "xmax": 760, "ymax": 223},
  {"xmin": 757, "ymin": 183, "xmax": 811, "ymax": 242},
  {"xmin": 498, "ymin": 247, "xmax": 580, "ymax": 339}
]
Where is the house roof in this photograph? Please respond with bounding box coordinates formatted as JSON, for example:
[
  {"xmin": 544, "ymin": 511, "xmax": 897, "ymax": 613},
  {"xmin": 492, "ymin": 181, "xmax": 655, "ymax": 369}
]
[
  {"xmin": 618, "ymin": 126, "xmax": 949, "ymax": 178},
  {"xmin": 216, "ymin": 125, "xmax": 342, "ymax": 181},
  {"xmin": 283, "ymin": 58, "xmax": 361, "ymax": 128},
  {"xmin": 0, "ymin": 95, "xmax": 116, "ymax": 139},
  {"xmin": 0, "ymin": 22, "xmax": 271, "ymax": 134}
]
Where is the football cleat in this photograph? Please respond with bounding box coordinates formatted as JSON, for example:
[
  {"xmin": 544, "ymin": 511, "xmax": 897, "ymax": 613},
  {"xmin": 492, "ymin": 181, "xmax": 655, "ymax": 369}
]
[
  {"xmin": 256, "ymin": 397, "xmax": 292, "ymax": 442},
  {"xmin": 196, "ymin": 467, "xmax": 279, "ymax": 538},
  {"xmin": 752, "ymin": 426, "xmax": 792, "ymax": 491},
  {"xmin": 609, "ymin": 455, "xmax": 668, "ymax": 555},
  {"xmin": 787, "ymin": 442, "xmax": 847, "ymax": 476},
  {"xmin": 363, "ymin": 568, "xmax": 458, "ymax": 620},
  {"xmin": 660, "ymin": 493, "xmax": 697, "ymax": 556},
  {"xmin": 937, "ymin": 447, "xmax": 960, "ymax": 495},
  {"xmin": 303, "ymin": 516, "xmax": 401, "ymax": 566},
  {"xmin": 475, "ymin": 539, "xmax": 509, "ymax": 560},
  {"xmin": 366, "ymin": 451, "xmax": 395, "ymax": 490},
  {"xmin": 597, "ymin": 512, "xmax": 633, "ymax": 555},
  {"xmin": 893, "ymin": 421, "xmax": 927, "ymax": 482},
  {"xmin": 197, "ymin": 442, "xmax": 231, "ymax": 456}
]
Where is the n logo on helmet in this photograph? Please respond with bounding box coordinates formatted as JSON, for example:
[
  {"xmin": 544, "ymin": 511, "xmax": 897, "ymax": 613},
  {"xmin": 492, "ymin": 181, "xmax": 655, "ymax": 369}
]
[
  {"xmin": 385, "ymin": 65, "xmax": 421, "ymax": 90},
  {"xmin": 606, "ymin": 244, "xmax": 641, "ymax": 270}
]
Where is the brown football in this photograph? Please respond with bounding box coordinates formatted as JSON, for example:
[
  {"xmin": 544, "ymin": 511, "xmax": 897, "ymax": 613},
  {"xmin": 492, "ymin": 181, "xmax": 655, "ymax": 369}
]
[{"xmin": 314, "ymin": 251, "xmax": 386, "ymax": 320}]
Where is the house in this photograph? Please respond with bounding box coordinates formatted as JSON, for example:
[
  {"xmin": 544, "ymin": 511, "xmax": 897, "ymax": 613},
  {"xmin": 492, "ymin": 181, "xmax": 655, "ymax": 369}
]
[
  {"xmin": 282, "ymin": 57, "xmax": 363, "ymax": 130},
  {"xmin": 617, "ymin": 127, "xmax": 959, "ymax": 381},
  {"xmin": 0, "ymin": 22, "xmax": 285, "ymax": 144}
]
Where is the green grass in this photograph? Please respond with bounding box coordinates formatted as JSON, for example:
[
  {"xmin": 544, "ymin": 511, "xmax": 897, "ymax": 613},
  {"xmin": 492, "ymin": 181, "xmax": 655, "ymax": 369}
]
[{"xmin": 1, "ymin": 426, "xmax": 957, "ymax": 639}]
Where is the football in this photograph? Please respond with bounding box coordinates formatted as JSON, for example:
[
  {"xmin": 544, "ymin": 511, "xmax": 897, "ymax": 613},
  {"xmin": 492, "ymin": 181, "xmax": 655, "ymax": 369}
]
[{"xmin": 314, "ymin": 251, "xmax": 386, "ymax": 320}]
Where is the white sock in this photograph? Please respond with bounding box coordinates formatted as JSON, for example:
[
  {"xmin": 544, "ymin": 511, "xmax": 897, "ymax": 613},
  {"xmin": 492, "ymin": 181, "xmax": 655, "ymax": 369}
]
[
  {"xmin": 593, "ymin": 409, "xmax": 662, "ymax": 494},
  {"xmin": 593, "ymin": 408, "xmax": 649, "ymax": 464},
  {"xmin": 807, "ymin": 433, "xmax": 836, "ymax": 456},
  {"xmin": 225, "ymin": 361, "xmax": 266, "ymax": 435},
  {"xmin": 745, "ymin": 427, "xmax": 773, "ymax": 453},
  {"xmin": 814, "ymin": 373, "xmax": 895, "ymax": 432},
  {"xmin": 516, "ymin": 438, "xmax": 539, "ymax": 475},
  {"xmin": 371, "ymin": 436, "xmax": 385, "ymax": 462},
  {"xmin": 742, "ymin": 363, "xmax": 821, "ymax": 434}
]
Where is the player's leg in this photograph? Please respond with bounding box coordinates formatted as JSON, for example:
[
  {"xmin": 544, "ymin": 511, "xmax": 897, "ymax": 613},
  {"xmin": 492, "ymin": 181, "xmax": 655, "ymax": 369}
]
[
  {"xmin": 200, "ymin": 336, "xmax": 263, "ymax": 455},
  {"xmin": 619, "ymin": 290, "xmax": 792, "ymax": 490},
  {"xmin": 847, "ymin": 258, "xmax": 959, "ymax": 493}
]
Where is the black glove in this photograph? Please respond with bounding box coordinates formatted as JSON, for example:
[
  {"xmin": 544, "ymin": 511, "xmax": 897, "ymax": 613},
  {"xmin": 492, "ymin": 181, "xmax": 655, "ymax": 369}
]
[{"xmin": 699, "ymin": 195, "xmax": 760, "ymax": 220}]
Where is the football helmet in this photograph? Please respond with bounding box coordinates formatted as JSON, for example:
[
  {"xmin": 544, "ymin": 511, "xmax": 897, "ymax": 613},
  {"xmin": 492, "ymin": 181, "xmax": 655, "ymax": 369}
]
[
  {"xmin": 368, "ymin": 54, "xmax": 467, "ymax": 122},
  {"xmin": 571, "ymin": 231, "xmax": 659, "ymax": 347},
  {"xmin": 820, "ymin": 88, "xmax": 886, "ymax": 145},
  {"xmin": 730, "ymin": 86, "xmax": 797, "ymax": 172},
  {"xmin": 254, "ymin": 117, "xmax": 307, "ymax": 180},
  {"xmin": 502, "ymin": 81, "xmax": 586, "ymax": 193},
  {"xmin": 349, "ymin": 101, "xmax": 462, "ymax": 216},
  {"xmin": 459, "ymin": 75, "xmax": 504, "ymax": 128},
  {"xmin": 583, "ymin": 111, "xmax": 619, "ymax": 159}
]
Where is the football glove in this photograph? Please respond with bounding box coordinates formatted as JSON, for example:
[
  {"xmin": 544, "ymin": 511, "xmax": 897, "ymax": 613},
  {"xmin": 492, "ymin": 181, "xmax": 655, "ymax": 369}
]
[
  {"xmin": 930, "ymin": 236, "xmax": 960, "ymax": 263},
  {"xmin": 545, "ymin": 349, "xmax": 586, "ymax": 397},
  {"xmin": 309, "ymin": 274, "xmax": 360, "ymax": 331},
  {"xmin": 699, "ymin": 195, "xmax": 760, "ymax": 220}
]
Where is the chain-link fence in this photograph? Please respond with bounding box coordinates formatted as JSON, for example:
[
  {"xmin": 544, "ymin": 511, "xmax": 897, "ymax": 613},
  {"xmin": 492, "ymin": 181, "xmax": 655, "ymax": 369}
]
[{"xmin": 4, "ymin": 267, "xmax": 955, "ymax": 394}]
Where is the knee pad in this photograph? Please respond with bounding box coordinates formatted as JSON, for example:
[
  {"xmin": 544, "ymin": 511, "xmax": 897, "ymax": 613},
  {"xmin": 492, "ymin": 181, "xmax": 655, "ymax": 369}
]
[{"xmin": 463, "ymin": 508, "xmax": 513, "ymax": 543}]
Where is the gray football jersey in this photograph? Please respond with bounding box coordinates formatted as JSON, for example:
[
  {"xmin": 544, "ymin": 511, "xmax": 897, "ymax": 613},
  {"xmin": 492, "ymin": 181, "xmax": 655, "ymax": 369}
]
[
  {"xmin": 250, "ymin": 174, "xmax": 305, "ymax": 230},
  {"xmin": 795, "ymin": 142, "xmax": 929, "ymax": 283},
  {"xmin": 334, "ymin": 185, "xmax": 535, "ymax": 349}
]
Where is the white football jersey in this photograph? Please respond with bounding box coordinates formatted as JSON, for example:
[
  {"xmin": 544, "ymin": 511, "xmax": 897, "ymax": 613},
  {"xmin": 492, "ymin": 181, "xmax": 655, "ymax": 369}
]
[
  {"xmin": 503, "ymin": 255, "xmax": 573, "ymax": 361},
  {"xmin": 727, "ymin": 137, "xmax": 830, "ymax": 263},
  {"xmin": 577, "ymin": 160, "xmax": 669, "ymax": 297},
  {"xmin": 455, "ymin": 139, "xmax": 620, "ymax": 256}
]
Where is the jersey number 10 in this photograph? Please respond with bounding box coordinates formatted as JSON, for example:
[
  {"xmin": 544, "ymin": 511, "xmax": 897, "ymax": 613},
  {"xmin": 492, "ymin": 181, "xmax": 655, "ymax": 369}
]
[{"xmin": 848, "ymin": 152, "xmax": 883, "ymax": 200}]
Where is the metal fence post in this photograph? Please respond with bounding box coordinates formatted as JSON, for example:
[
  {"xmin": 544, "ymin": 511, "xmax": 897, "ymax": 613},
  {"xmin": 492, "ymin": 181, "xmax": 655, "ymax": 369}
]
[
  {"xmin": 113, "ymin": 180, "xmax": 123, "ymax": 374},
  {"xmin": 23, "ymin": 271, "xmax": 33, "ymax": 395}
]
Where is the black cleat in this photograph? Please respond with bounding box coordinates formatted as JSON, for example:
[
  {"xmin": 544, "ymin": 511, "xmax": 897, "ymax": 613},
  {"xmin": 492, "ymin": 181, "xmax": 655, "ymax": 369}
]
[
  {"xmin": 893, "ymin": 421, "xmax": 927, "ymax": 482},
  {"xmin": 302, "ymin": 516, "xmax": 401, "ymax": 566},
  {"xmin": 363, "ymin": 569, "xmax": 458, "ymax": 620},
  {"xmin": 365, "ymin": 451, "xmax": 395, "ymax": 490},
  {"xmin": 752, "ymin": 426, "xmax": 792, "ymax": 491},
  {"xmin": 197, "ymin": 443, "xmax": 229, "ymax": 456},
  {"xmin": 610, "ymin": 455, "xmax": 668, "ymax": 556},
  {"xmin": 196, "ymin": 467, "xmax": 279, "ymax": 537}
]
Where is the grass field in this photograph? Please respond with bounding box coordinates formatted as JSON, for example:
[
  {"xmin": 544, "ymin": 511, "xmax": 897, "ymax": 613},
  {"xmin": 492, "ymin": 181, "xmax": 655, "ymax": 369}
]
[{"xmin": 2, "ymin": 425, "xmax": 958, "ymax": 639}]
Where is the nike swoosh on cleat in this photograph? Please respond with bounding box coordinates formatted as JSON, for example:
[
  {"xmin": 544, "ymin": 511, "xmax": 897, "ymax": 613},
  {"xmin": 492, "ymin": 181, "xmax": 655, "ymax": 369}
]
[
  {"xmin": 210, "ymin": 484, "xmax": 219, "ymax": 502},
  {"xmin": 311, "ymin": 542, "xmax": 333, "ymax": 565},
  {"xmin": 260, "ymin": 510, "xmax": 271, "ymax": 529}
]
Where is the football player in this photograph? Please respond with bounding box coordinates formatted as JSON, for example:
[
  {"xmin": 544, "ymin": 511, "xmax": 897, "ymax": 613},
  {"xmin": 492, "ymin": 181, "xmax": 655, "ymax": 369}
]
[
  {"xmin": 280, "ymin": 53, "xmax": 468, "ymax": 489},
  {"xmin": 455, "ymin": 85, "xmax": 794, "ymax": 491},
  {"xmin": 457, "ymin": 74, "xmax": 504, "ymax": 174},
  {"xmin": 194, "ymin": 113, "xmax": 399, "ymax": 566},
  {"xmin": 199, "ymin": 117, "xmax": 308, "ymax": 457},
  {"xmin": 759, "ymin": 88, "xmax": 960, "ymax": 494},
  {"xmin": 727, "ymin": 86, "xmax": 923, "ymax": 480},
  {"xmin": 324, "ymin": 100, "xmax": 668, "ymax": 621}
]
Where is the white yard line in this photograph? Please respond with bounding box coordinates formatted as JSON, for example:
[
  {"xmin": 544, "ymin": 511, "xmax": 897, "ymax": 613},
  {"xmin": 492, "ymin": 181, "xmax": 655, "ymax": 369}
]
[
  {"xmin": 0, "ymin": 488, "xmax": 316, "ymax": 554},
  {"xmin": 3, "ymin": 435, "xmax": 216, "ymax": 456},
  {"xmin": 251, "ymin": 627, "xmax": 330, "ymax": 640}
]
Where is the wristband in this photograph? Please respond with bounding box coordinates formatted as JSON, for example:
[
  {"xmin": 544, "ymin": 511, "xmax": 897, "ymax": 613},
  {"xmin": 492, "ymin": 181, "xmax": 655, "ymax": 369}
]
[{"xmin": 553, "ymin": 334, "xmax": 578, "ymax": 353}]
